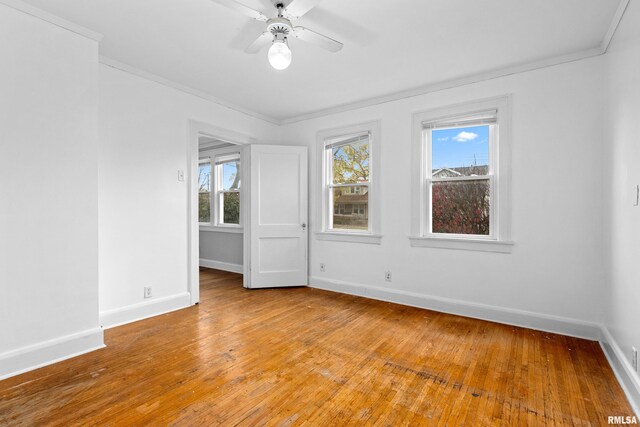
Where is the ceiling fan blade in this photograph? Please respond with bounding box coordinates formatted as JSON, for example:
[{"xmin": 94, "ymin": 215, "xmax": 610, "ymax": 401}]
[
  {"xmin": 293, "ymin": 27, "xmax": 343, "ymax": 52},
  {"xmin": 209, "ymin": 0, "xmax": 268, "ymax": 21},
  {"xmin": 245, "ymin": 31, "xmax": 272, "ymax": 53},
  {"xmin": 284, "ymin": 0, "xmax": 323, "ymax": 19}
]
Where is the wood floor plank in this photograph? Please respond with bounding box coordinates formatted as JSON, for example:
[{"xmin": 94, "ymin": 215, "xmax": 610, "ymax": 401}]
[{"xmin": 0, "ymin": 268, "xmax": 634, "ymax": 426}]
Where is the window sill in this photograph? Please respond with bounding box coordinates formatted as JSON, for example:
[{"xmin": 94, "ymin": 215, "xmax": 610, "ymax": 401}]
[
  {"xmin": 200, "ymin": 225, "xmax": 243, "ymax": 234},
  {"xmin": 316, "ymin": 232, "xmax": 382, "ymax": 245},
  {"xmin": 409, "ymin": 236, "xmax": 513, "ymax": 253}
]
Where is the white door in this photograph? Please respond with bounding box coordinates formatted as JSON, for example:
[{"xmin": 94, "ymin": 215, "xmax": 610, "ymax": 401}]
[{"xmin": 246, "ymin": 145, "xmax": 308, "ymax": 288}]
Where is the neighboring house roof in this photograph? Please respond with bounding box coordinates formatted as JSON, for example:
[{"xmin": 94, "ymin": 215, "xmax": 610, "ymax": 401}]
[
  {"xmin": 432, "ymin": 168, "xmax": 462, "ymax": 178},
  {"xmin": 432, "ymin": 165, "xmax": 488, "ymax": 178}
]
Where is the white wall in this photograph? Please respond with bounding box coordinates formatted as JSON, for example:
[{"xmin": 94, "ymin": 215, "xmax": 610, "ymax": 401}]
[
  {"xmin": 1, "ymin": 0, "xmax": 632, "ymax": 393},
  {"xmin": 0, "ymin": 4, "xmax": 102, "ymax": 377},
  {"xmin": 281, "ymin": 56, "xmax": 606, "ymax": 330},
  {"xmin": 199, "ymin": 232, "xmax": 243, "ymax": 267},
  {"xmin": 603, "ymin": 0, "xmax": 640, "ymax": 406},
  {"xmin": 98, "ymin": 64, "xmax": 280, "ymax": 321}
]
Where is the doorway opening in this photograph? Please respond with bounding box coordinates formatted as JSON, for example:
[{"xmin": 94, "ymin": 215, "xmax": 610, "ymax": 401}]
[
  {"xmin": 198, "ymin": 136, "xmax": 243, "ymax": 273},
  {"xmin": 188, "ymin": 121, "xmax": 254, "ymax": 305},
  {"xmin": 187, "ymin": 121, "xmax": 309, "ymax": 302}
]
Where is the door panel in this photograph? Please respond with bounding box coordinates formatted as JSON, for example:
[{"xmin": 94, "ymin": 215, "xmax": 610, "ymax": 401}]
[
  {"xmin": 258, "ymin": 152, "xmax": 301, "ymax": 225},
  {"xmin": 258, "ymin": 237, "xmax": 302, "ymax": 272}
]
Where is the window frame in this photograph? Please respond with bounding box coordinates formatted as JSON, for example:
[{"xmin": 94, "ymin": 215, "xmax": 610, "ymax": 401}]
[
  {"xmin": 199, "ymin": 147, "xmax": 243, "ymax": 233},
  {"xmin": 426, "ymin": 122, "xmax": 496, "ymax": 240},
  {"xmin": 325, "ymin": 134, "xmax": 371, "ymax": 232},
  {"xmin": 214, "ymin": 153, "xmax": 241, "ymax": 227},
  {"xmin": 410, "ymin": 96, "xmax": 513, "ymax": 253},
  {"xmin": 317, "ymin": 121, "xmax": 382, "ymax": 245}
]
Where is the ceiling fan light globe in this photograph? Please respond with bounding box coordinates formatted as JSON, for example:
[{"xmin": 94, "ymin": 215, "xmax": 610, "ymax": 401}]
[{"xmin": 268, "ymin": 42, "xmax": 292, "ymax": 70}]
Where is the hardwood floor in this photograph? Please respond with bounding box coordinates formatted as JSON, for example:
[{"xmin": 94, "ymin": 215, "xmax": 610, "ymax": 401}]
[{"xmin": 0, "ymin": 268, "xmax": 633, "ymax": 426}]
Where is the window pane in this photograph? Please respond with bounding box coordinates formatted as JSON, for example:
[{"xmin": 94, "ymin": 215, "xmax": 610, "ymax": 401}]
[
  {"xmin": 222, "ymin": 160, "xmax": 240, "ymax": 191},
  {"xmin": 222, "ymin": 192, "xmax": 240, "ymax": 224},
  {"xmin": 199, "ymin": 163, "xmax": 211, "ymax": 223},
  {"xmin": 431, "ymin": 125, "xmax": 489, "ymax": 177},
  {"xmin": 332, "ymin": 140, "xmax": 369, "ymax": 184},
  {"xmin": 331, "ymin": 186, "xmax": 368, "ymax": 231},
  {"xmin": 432, "ymin": 179, "xmax": 490, "ymax": 235}
]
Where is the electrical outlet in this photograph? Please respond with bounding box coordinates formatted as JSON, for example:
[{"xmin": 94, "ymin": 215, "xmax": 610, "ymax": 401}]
[
  {"xmin": 633, "ymin": 347, "xmax": 638, "ymax": 372},
  {"xmin": 144, "ymin": 286, "xmax": 152, "ymax": 299},
  {"xmin": 385, "ymin": 270, "xmax": 392, "ymax": 282},
  {"xmin": 320, "ymin": 263, "xmax": 326, "ymax": 272}
]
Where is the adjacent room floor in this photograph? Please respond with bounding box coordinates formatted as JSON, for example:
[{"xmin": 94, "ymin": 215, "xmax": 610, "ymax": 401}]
[{"xmin": 0, "ymin": 268, "xmax": 633, "ymax": 425}]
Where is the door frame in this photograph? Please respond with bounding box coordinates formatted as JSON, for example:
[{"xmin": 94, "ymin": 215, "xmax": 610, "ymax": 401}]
[{"xmin": 187, "ymin": 120, "xmax": 255, "ymax": 305}]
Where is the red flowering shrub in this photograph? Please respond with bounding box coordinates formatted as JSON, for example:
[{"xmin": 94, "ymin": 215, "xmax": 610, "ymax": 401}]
[{"xmin": 432, "ymin": 180, "xmax": 490, "ymax": 235}]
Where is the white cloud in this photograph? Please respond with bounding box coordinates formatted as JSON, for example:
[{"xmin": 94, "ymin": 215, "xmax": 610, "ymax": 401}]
[
  {"xmin": 436, "ymin": 137, "xmax": 449, "ymax": 142},
  {"xmin": 453, "ymin": 131, "xmax": 479, "ymax": 142}
]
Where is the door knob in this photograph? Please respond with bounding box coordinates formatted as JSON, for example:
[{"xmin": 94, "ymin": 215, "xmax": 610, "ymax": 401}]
[{"xmin": 302, "ymin": 223, "xmax": 307, "ymax": 230}]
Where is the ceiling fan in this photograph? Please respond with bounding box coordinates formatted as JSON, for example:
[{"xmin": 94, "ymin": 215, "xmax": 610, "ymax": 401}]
[{"xmin": 211, "ymin": 0, "xmax": 343, "ymax": 70}]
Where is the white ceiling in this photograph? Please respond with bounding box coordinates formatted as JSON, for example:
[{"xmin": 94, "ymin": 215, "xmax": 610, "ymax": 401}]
[{"xmin": 20, "ymin": 0, "xmax": 621, "ymax": 122}]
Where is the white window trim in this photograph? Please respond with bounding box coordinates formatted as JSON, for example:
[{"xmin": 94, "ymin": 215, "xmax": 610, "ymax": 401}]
[
  {"xmin": 316, "ymin": 121, "xmax": 382, "ymax": 245},
  {"xmin": 199, "ymin": 146, "xmax": 243, "ymax": 233},
  {"xmin": 410, "ymin": 95, "xmax": 513, "ymax": 253}
]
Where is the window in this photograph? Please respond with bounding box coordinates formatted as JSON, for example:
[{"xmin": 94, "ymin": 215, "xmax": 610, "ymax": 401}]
[
  {"xmin": 215, "ymin": 155, "xmax": 241, "ymax": 225},
  {"xmin": 327, "ymin": 134, "xmax": 369, "ymax": 231},
  {"xmin": 199, "ymin": 152, "xmax": 241, "ymax": 229},
  {"xmin": 410, "ymin": 96, "xmax": 513, "ymax": 252},
  {"xmin": 317, "ymin": 121, "xmax": 381, "ymax": 244},
  {"xmin": 428, "ymin": 117, "xmax": 494, "ymax": 237}
]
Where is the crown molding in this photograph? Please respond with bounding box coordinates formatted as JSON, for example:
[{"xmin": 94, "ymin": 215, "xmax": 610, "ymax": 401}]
[
  {"xmin": 281, "ymin": 0, "xmax": 629, "ymax": 124},
  {"xmin": 97, "ymin": 0, "xmax": 630, "ymax": 126},
  {"xmin": 601, "ymin": 0, "xmax": 631, "ymax": 53},
  {"xmin": 100, "ymin": 45, "xmax": 605, "ymax": 129},
  {"xmin": 98, "ymin": 56, "xmax": 281, "ymax": 125},
  {"xmin": 0, "ymin": 0, "xmax": 103, "ymax": 42},
  {"xmin": 280, "ymin": 47, "xmax": 605, "ymax": 125}
]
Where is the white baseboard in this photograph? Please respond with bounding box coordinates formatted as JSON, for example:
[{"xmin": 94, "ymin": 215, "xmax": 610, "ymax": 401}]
[
  {"xmin": 0, "ymin": 328, "xmax": 104, "ymax": 381},
  {"xmin": 600, "ymin": 326, "xmax": 640, "ymax": 417},
  {"xmin": 100, "ymin": 292, "xmax": 192, "ymax": 329},
  {"xmin": 309, "ymin": 278, "xmax": 640, "ymax": 412},
  {"xmin": 199, "ymin": 258, "xmax": 243, "ymax": 274},
  {"xmin": 309, "ymin": 276, "xmax": 602, "ymax": 341}
]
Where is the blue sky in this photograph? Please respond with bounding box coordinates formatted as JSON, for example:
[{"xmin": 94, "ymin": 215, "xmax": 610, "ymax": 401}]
[
  {"xmin": 432, "ymin": 125, "xmax": 489, "ymax": 169},
  {"xmin": 199, "ymin": 161, "xmax": 239, "ymax": 190},
  {"xmin": 223, "ymin": 162, "xmax": 239, "ymax": 189},
  {"xmin": 199, "ymin": 164, "xmax": 210, "ymax": 191}
]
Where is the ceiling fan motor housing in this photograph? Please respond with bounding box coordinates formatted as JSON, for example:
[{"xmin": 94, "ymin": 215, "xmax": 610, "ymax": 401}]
[
  {"xmin": 215, "ymin": 0, "xmax": 344, "ymax": 54},
  {"xmin": 267, "ymin": 17, "xmax": 293, "ymax": 42}
]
